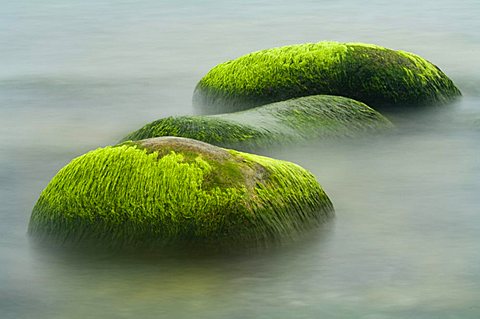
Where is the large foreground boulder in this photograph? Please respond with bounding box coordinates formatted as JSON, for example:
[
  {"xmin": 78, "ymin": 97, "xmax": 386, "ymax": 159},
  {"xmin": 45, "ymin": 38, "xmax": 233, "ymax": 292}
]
[
  {"xmin": 29, "ymin": 137, "xmax": 333, "ymax": 247},
  {"xmin": 122, "ymin": 95, "xmax": 393, "ymax": 151},
  {"xmin": 193, "ymin": 41, "xmax": 461, "ymax": 114}
]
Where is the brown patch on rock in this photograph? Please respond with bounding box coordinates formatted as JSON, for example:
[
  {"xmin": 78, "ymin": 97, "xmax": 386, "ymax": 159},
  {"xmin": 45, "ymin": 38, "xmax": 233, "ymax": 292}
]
[{"xmin": 136, "ymin": 136, "xmax": 232, "ymax": 161}]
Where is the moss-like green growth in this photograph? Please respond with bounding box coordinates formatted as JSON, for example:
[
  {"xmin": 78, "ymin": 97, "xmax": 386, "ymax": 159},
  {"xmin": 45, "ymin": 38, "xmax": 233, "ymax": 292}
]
[
  {"xmin": 122, "ymin": 95, "xmax": 393, "ymax": 151},
  {"xmin": 29, "ymin": 137, "xmax": 333, "ymax": 247},
  {"xmin": 193, "ymin": 41, "xmax": 461, "ymax": 113}
]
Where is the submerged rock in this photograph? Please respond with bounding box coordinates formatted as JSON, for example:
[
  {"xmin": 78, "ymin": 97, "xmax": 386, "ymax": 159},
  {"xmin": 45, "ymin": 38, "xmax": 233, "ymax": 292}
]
[
  {"xmin": 122, "ymin": 95, "xmax": 393, "ymax": 151},
  {"xmin": 29, "ymin": 137, "xmax": 333, "ymax": 247},
  {"xmin": 193, "ymin": 41, "xmax": 461, "ymax": 113}
]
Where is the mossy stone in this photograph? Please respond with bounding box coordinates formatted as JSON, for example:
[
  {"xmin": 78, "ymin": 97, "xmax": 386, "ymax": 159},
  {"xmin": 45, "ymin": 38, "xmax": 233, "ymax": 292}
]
[
  {"xmin": 29, "ymin": 137, "xmax": 333, "ymax": 247},
  {"xmin": 122, "ymin": 95, "xmax": 393, "ymax": 151},
  {"xmin": 193, "ymin": 41, "xmax": 461, "ymax": 114}
]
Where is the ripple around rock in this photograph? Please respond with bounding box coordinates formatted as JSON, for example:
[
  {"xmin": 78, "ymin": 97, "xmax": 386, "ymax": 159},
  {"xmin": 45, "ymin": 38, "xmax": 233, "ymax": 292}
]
[
  {"xmin": 122, "ymin": 95, "xmax": 393, "ymax": 151},
  {"xmin": 29, "ymin": 137, "xmax": 334, "ymax": 248},
  {"xmin": 193, "ymin": 41, "xmax": 461, "ymax": 114}
]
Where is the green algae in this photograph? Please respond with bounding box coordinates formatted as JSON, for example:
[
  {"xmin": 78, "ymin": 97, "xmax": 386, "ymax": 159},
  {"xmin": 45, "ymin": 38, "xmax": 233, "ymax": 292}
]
[
  {"xmin": 29, "ymin": 137, "xmax": 333, "ymax": 247},
  {"xmin": 122, "ymin": 95, "xmax": 393, "ymax": 151},
  {"xmin": 193, "ymin": 41, "xmax": 461, "ymax": 113}
]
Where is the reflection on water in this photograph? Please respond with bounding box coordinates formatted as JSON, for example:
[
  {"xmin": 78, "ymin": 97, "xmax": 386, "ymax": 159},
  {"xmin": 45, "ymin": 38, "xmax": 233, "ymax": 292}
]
[{"xmin": 2, "ymin": 0, "xmax": 480, "ymax": 318}]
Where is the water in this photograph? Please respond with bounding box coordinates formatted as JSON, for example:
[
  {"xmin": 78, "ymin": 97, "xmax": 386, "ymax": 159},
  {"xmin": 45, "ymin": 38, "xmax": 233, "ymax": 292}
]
[{"xmin": 2, "ymin": 0, "xmax": 480, "ymax": 318}]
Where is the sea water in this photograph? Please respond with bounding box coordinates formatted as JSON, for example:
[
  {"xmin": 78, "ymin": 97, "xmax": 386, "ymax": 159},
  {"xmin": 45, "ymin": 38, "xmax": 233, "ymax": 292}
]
[{"xmin": 1, "ymin": 0, "xmax": 480, "ymax": 318}]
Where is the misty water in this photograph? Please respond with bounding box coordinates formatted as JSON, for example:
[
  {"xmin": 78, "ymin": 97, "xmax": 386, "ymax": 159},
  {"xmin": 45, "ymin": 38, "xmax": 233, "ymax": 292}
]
[{"xmin": 2, "ymin": 0, "xmax": 480, "ymax": 318}]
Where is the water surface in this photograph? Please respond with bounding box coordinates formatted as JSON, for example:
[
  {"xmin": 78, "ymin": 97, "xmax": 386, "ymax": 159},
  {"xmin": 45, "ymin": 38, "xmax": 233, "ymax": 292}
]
[{"xmin": 1, "ymin": 1, "xmax": 480, "ymax": 318}]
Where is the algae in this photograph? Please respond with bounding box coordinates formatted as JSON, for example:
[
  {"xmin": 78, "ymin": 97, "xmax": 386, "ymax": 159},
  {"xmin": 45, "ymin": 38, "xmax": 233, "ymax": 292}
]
[
  {"xmin": 29, "ymin": 137, "xmax": 333, "ymax": 247},
  {"xmin": 122, "ymin": 95, "xmax": 393, "ymax": 151},
  {"xmin": 193, "ymin": 41, "xmax": 461, "ymax": 113}
]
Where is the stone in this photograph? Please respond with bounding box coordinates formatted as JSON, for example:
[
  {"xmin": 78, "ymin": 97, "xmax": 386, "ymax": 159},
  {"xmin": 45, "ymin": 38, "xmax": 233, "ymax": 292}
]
[
  {"xmin": 122, "ymin": 95, "xmax": 393, "ymax": 151},
  {"xmin": 193, "ymin": 41, "xmax": 461, "ymax": 114},
  {"xmin": 29, "ymin": 137, "xmax": 334, "ymax": 247}
]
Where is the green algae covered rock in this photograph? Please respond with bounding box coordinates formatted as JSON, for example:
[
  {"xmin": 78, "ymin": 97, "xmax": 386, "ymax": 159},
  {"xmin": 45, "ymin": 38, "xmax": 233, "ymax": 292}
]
[
  {"xmin": 29, "ymin": 137, "xmax": 333, "ymax": 247},
  {"xmin": 122, "ymin": 95, "xmax": 393, "ymax": 151},
  {"xmin": 193, "ymin": 41, "xmax": 461, "ymax": 114}
]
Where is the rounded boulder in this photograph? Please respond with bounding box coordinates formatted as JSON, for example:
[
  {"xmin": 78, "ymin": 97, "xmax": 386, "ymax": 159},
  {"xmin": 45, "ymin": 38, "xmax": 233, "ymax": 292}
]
[
  {"xmin": 29, "ymin": 137, "xmax": 334, "ymax": 247},
  {"xmin": 193, "ymin": 41, "xmax": 461, "ymax": 113},
  {"xmin": 123, "ymin": 95, "xmax": 393, "ymax": 151}
]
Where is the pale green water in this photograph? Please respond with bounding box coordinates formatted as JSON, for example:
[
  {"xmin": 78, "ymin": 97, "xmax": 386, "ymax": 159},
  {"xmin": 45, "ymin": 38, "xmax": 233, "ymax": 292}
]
[{"xmin": 1, "ymin": 1, "xmax": 480, "ymax": 318}]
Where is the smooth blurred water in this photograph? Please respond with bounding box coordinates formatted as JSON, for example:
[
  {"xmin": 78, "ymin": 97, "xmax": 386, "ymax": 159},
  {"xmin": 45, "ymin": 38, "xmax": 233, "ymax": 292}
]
[{"xmin": 2, "ymin": 0, "xmax": 480, "ymax": 318}]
